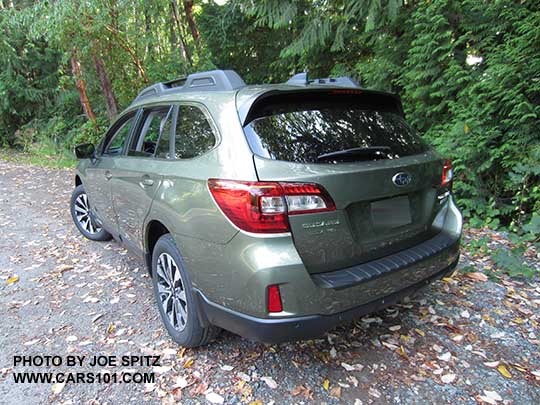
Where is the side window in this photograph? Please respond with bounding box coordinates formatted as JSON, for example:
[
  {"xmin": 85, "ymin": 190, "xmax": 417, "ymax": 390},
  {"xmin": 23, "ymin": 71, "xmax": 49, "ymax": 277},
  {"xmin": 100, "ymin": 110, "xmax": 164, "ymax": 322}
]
[
  {"xmin": 174, "ymin": 105, "xmax": 217, "ymax": 159},
  {"xmin": 155, "ymin": 107, "xmax": 175, "ymax": 159},
  {"xmin": 102, "ymin": 114, "xmax": 136, "ymax": 156},
  {"xmin": 128, "ymin": 106, "xmax": 173, "ymax": 157}
]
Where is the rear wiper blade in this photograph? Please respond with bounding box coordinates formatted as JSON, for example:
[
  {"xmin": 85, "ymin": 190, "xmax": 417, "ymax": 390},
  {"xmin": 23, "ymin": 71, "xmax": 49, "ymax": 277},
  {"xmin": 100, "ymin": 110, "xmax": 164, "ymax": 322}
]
[{"xmin": 317, "ymin": 146, "xmax": 392, "ymax": 162}]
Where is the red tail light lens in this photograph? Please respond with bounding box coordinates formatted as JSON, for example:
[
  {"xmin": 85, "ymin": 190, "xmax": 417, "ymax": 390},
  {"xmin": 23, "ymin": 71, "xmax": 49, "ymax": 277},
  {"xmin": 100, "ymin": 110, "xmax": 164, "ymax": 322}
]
[
  {"xmin": 207, "ymin": 179, "xmax": 336, "ymax": 233},
  {"xmin": 441, "ymin": 159, "xmax": 453, "ymax": 188},
  {"xmin": 267, "ymin": 284, "xmax": 283, "ymax": 313}
]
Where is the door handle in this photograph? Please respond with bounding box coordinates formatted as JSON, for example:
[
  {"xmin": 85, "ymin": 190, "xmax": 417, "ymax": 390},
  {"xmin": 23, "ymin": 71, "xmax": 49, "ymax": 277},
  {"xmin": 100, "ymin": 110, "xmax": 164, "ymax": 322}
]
[
  {"xmin": 104, "ymin": 170, "xmax": 112, "ymax": 180},
  {"xmin": 140, "ymin": 175, "xmax": 154, "ymax": 187}
]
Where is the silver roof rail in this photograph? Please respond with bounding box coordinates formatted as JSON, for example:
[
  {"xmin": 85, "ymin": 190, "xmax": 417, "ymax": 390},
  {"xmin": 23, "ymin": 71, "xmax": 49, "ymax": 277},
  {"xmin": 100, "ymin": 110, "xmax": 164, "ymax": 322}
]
[
  {"xmin": 132, "ymin": 70, "xmax": 246, "ymax": 103},
  {"xmin": 286, "ymin": 72, "xmax": 360, "ymax": 88}
]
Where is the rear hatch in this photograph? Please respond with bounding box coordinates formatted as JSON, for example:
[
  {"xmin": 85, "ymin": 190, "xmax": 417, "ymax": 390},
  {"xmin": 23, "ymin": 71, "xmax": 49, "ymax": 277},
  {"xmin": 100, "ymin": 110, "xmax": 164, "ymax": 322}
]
[{"xmin": 238, "ymin": 88, "xmax": 446, "ymax": 274}]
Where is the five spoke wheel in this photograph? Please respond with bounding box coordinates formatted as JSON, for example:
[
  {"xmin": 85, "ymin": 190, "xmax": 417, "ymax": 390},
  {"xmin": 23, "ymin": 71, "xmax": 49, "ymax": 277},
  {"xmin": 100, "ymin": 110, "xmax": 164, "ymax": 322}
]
[
  {"xmin": 156, "ymin": 252, "xmax": 188, "ymax": 331},
  {"xmin": 74, "ymin": 192, "xmax": 101, "ymax": 235}
]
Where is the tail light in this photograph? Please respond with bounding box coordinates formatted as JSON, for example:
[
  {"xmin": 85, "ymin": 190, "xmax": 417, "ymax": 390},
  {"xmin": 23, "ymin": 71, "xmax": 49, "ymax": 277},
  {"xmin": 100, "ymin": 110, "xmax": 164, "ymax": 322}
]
[
  {"xmin": 441, "ymin": 160, "xmax": 453, "ymax": 189},
  {"xmin": 267, "ymin": 284, "xmax": 283, "ymax": 313},
  {"xmin": 207, "ymin": 179, "xmax": 336, "ymax": 233}
]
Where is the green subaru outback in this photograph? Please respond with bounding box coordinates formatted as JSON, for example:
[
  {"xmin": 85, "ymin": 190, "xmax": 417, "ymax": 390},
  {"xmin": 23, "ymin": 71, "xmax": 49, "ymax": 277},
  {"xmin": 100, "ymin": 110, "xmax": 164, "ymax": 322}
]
[{"xmin": 71, "ymin": 70, "xmax": 462, "ymax": 347}]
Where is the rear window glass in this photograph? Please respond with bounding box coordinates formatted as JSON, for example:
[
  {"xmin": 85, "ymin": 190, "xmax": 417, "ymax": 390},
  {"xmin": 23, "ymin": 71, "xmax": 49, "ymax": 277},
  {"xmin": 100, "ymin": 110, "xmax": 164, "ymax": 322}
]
[{"xmin": 244, "ymin": 98, "xmax": 429, "ymax": 164}]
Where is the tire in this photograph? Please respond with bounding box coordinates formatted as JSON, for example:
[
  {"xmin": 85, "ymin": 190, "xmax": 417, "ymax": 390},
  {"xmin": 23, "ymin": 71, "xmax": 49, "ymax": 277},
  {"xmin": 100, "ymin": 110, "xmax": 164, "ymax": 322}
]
[
  {"xmin": 151, "ymin": 234, "xmax": 220, "ymax": 347},
  {"xmin": 70, "ymin": 185, "xmax": 112, "ymax": 241}
]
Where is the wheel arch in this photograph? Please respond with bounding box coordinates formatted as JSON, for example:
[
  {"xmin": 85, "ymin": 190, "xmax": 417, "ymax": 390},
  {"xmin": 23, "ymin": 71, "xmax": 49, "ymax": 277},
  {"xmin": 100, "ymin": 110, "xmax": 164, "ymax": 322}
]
[{"xmin": 145, "ymin": 219, "xmax": 171, "ymax": 274}]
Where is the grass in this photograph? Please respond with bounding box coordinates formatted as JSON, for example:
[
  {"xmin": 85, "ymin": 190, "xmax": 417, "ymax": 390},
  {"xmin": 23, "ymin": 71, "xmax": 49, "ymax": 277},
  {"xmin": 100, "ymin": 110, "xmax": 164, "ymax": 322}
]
[{"xmin": 0, "ymin": 141, "xmax": 77, "ymax": 169}]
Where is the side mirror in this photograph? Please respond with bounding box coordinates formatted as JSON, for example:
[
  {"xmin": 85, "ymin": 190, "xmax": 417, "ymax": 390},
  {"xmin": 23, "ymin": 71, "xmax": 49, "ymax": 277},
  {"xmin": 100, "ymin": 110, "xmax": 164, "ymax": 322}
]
[{"xmin": 74, "ymin": 143, "xmax": 96, "ymax": 160}]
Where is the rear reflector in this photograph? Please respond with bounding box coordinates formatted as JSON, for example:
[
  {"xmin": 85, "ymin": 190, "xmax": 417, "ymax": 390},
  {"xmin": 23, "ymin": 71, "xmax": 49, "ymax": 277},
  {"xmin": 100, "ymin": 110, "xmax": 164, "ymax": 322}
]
[
  {"xmin": 267, "ymin": 285, "xmax": 283, "ymax": 313},
  {"xmin": 208, "ymin": 179, "xmax": 335, "ymax": 233},
  {"xmin": 441, "ymin": 160, "xmax": 453, "ymax": 188}
]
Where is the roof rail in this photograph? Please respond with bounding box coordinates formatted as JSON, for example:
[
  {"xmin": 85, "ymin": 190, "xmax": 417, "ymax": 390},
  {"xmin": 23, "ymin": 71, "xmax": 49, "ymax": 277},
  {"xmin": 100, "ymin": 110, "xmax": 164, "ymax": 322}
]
[
  {"xmin": 132, "ymin": 70, "xmax": 246, "ymax": 103},
  {"xmin": 286, "ymin": 72, "xmax": 360, "ymax": 88}
]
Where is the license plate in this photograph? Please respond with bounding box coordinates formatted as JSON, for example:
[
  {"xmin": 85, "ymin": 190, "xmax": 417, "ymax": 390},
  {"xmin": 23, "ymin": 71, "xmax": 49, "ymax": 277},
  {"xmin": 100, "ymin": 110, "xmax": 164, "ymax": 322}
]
[{"xmin": 371, "ymin": 196, "xmax": 412, "ymax": 229}]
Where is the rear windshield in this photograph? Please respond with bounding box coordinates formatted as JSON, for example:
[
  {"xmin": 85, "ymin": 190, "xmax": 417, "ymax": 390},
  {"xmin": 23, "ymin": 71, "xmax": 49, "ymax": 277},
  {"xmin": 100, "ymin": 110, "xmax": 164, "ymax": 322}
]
[{"xmin": 244, "ymin": 97, "xmax": 429, "ymax": 164}]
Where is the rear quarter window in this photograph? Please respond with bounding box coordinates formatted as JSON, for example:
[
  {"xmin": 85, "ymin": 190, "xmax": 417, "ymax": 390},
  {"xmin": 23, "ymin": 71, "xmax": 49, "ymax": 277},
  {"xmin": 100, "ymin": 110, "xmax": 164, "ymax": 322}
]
[
  {"xmin": 244, "ymin": 95, "xmax": 429, "ymax": 164},
  {"xmin": 174, "ymin": 105, "xmax": 217, "ymax": 159}
]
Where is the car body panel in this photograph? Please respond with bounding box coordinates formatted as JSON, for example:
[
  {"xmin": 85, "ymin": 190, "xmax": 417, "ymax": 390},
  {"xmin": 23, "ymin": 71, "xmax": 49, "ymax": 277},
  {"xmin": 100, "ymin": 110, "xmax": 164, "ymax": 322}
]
[
  {"xmin": 253, "ymin": 151, "xmax": 445, "ymax": 273},
  {"xmin": 176, "ymin": 195, "xmax": 461, "ymax": 319}
]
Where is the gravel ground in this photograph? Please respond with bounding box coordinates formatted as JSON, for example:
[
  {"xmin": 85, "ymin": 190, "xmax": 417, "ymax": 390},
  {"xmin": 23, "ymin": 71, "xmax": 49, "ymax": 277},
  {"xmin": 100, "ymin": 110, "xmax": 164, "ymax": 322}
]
[{"xmin": 0, "ymin": 159, "xmax": 539, "ymax": 405}]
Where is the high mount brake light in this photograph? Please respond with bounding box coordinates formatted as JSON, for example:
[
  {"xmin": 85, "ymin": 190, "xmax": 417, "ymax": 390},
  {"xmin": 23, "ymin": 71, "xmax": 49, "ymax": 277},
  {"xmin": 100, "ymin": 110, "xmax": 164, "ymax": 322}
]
[
  {"xmin": 441, "ymin": 159, "xmax": 453, "ymax": 189},
  {"xmin": 207, "ymin": 179, "xmax": 336, "ymax": 234}
]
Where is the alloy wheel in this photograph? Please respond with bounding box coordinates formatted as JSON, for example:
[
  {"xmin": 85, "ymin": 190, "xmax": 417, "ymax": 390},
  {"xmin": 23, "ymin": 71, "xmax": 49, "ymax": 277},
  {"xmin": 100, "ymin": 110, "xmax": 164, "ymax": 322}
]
[
  {"xmin": 156, "ymin": 252, "xmax": 188, "ymax": 331},
  {"xmin": 74, "ymin": 193, "xmax": 102, "ymax": 235}
]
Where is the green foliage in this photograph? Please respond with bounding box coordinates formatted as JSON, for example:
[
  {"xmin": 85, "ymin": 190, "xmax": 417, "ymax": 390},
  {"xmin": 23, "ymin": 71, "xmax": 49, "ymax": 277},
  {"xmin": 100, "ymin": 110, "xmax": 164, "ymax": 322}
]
[
  {"xmin": 492, "ymin": 248, "xmax": 537, "ymax": 279},
  {"xmin": 0, "ymin": 7, "xmax": 62, "ymax": 147},
  {"xmin": 0, "ymin": 0, "xmax": 538, "ymax": 241}
]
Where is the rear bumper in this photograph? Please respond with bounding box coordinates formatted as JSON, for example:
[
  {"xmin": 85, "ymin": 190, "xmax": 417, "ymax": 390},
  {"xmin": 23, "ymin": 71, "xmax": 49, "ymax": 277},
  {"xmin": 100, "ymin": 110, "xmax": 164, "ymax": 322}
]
[{"xmin": 195, "ymin": 255, "xmax": 459, "ymax": 344}]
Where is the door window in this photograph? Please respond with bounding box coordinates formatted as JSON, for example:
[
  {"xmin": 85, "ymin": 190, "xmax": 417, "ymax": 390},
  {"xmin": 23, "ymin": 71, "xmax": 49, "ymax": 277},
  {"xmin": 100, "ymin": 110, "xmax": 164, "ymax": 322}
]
[
  {"xmin": 174, "ymin": 105, "xmax": 217, "ymax": 159},
  {"xmin": 155, "ymin": 107, "xmax": 175, "ymax": 159},
  {"xmin": 102, "ymin": 114, "xmax": 136, "ymax": 156},
  {"xmin": 128, "ymin": 106, "xmax": 173, "ymax": 157}
]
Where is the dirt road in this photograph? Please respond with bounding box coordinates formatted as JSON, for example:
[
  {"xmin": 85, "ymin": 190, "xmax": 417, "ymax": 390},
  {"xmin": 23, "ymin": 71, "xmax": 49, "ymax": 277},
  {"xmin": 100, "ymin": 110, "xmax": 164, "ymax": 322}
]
[{"xmin": 0, "ymin": 160, "xmax": 538, "ymax": 404}]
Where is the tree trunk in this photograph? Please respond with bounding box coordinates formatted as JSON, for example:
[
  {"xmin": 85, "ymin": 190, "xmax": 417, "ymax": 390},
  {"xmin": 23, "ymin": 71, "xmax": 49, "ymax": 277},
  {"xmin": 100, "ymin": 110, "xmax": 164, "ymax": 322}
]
[
  {"xmin": 170, "ymin": 0, "xmax": 192, "ymax": 66},
  {"xmin": 70, "ymin": 56, "xmax": 96, "ymax": 122},
  {"xmin": 93, "ymin": 56, "xmax": 118, "ymax": 120},
  {"xmin": 183, "ymin": 0, "xmax": 200, "ymax": 48}
]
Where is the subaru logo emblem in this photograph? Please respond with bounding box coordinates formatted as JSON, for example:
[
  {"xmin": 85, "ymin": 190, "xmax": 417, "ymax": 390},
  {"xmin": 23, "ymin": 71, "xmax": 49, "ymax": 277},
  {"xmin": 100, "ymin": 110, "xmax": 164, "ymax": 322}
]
[{"xmin": 392, "ymin": 172, "xmax": 412, "ymax": 187}]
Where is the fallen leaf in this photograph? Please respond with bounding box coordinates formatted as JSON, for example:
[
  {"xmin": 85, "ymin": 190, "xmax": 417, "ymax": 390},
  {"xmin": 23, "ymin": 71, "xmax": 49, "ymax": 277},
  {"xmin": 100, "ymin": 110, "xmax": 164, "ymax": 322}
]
[
  {"xmin": 261, "ymin": 376, "xmax": 277, "ymax": 389},
  {"xmin": 152, "ymin": 366, "xmax": 172, "ymax": 374},
  {"xmin": 465, "ymin": 272, "xmax": 488, "ymax": 282},
  {"xmin": 415, "ymin": 328, "xmax": 426, "ymax": 337},
  {"xmin": 144, "ymin": 382, "xmax": 156, "ymax": 393},
  {"xmin": 237, "ymin": 372, "xmax": 251, "ymax": 382},
  {"xmin": 220, "ymin": 365, "xmax": 234, "ymax": 371},
  {"xmin": 291, "ymin": 385, "xmax": 312, "ymax": 399},
  {"xmin": 183, "ymin": 358, "xmax": 194, "ymax": 368},
  {"xmin": 173, "ymin": 376, "xmax": 189, "ymax": 389},
  {"xmin": 438, "ymin": 352, "xmax": 452, "ymax": 362},
  {"xmin": 323, "ymin": 379, "xmax": 330, "ymax": 391},
  {"xmin": 330, "ymin": 386, "xmax": 342, "ymax": 398},
  {"xmin": 441, "ymin": 373, "xmax": 456, "ymax": 384},
  {"xmin": 51, "ymin": 381, "xmax": 66, "ymax": 394},
  {"xmin": 484, "ymin": 361, "xmax": 500, "ymax": 368},
  {"xmin": 497, "ymin": 364, "xmax": 512, "ymax": 378},
  {"xmin": 389, "ymin": 325, "xmax": 401, "ymax": 332},
  {"xmin": 162, "ymin": 348, "xmax": 177, "ymax": 356},
  {"xmin": 368, "ymin": 387, "xmax": 381, "ymax": 398},
  {"xmin": 205, "ymin": 392, "xmax": 224, "ymax": 404},
  {"xmin": 480, "ymin": 390, "xmax": 503, "ymax": 404},
  {"xmin": 6, "ymin": 276, "xmax": 19, "ymax": 285},
  {"xmin": 57, "ymin": 264, "xmax": 74, "ymax": 273}
]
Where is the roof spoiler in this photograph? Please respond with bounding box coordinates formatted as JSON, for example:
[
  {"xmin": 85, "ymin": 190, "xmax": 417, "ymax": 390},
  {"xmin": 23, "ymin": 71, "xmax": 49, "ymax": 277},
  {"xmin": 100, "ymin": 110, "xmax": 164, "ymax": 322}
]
[
  {"xmin": 238, "ymin": 88, "xmax": 404, "ymax": 126},
  {"xmin": 132, "ymin": 70, "xmax": 246, "ymax": 104}
]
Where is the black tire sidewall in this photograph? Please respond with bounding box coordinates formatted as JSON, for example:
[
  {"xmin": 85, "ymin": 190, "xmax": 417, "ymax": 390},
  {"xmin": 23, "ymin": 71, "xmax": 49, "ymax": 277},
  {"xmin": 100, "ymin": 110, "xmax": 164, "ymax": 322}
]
[
  {"xmin": 70, "ymin": 185, "xmax": 111, "ymax": 241},
  {"xmin": 151, "ymin": 234, "xmax": 202, "ymax": 346}
]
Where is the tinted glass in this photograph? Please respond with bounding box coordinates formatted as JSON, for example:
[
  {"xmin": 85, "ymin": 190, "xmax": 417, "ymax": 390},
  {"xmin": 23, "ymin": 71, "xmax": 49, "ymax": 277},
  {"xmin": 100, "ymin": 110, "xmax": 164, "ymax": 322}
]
[
  {"xmin": 245, "ymin": 102, "xmax": 428, "ymax": 164},
  {"xmin": 128, "ymin": 106, "xmax": 172, "ymax": 157},
  {"xmin": 155, "ymin": 109, "xmax": 174, "ymax": 158},
  {"xmin": 174, "ymin": 105, "xmax": 216, "ymax": 159},
  {"xmin": 103, "ymin": 116, "xmax": 135, "ymax": 156}
]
